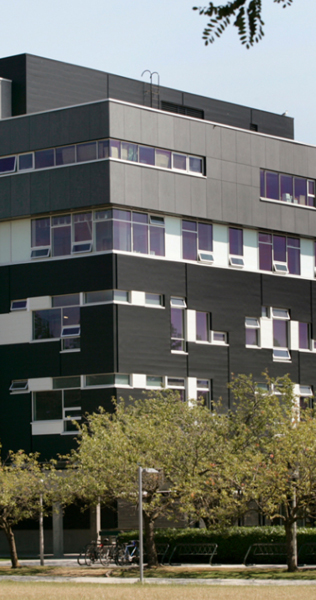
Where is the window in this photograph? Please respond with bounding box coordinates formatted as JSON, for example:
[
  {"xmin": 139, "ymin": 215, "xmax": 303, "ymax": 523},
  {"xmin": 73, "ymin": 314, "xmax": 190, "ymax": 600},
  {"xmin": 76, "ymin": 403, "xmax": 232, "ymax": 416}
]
[
  {"xmin": 272, "ymin": 308, "xmax": 290, "ymax": 360},
  {"xmin": 260, "ymin": 170, "xmax": 316, "ymax": 208},
  {"xmin": 299, "ymin": 322, "xmax": 310, "ymax": 350},
  {"xmin": 33, "ymin": 386, "xmax": 81, "ymax": 433},
  {"xmin": 10, "ymin": 380, "xmax": 28, "ymax": 393},
  {"xmin": 196, "ymin": 312, "xmax": 209, "ymax": 342},
  {"xmin": 170, "ymin": 298, "xmax": 186, "ymax": 351},
  {"xmin": 146, "ymin": 376, "xmax": 163, "ymax": 388},
  {"xmin": 182, "ymin": 221, "xmax": 213, "ymax": 262},
  {"xmin": 196, "ymin": 380, "xmax": 211, "ymax": 408},
  {"xmin": 0, "ymin": 155, "xmax": 16, "ymax": 174},
  {"xmin": 72, "ymin": 212, "xmax": 92, "ymax": 254},
  {"xmin": 299, "ymin": 385, "xmax": 313, "ymax": 415},
  {"xmin": 245, "ymin": 317, "xmax": 260, "ymax": 347},
  {"xmin": 85, "ymin": 374, "xmax": 130, "ymax": 387},
  {"xmin": 145, "ymin": 293, "xmax": 163, "ymax": 307},
  {"xmin": 52, "ymin": 215, "xmax": 71, "ymax": 257},
  {"xmin": 31, "ymin": 217, "xmax": 51, "ymax": 258},
  {"xmin": 259, "ymin": 233, "xmax": 300, "ymax": 275},
  {"xmin": 211, "ymin": 331, "xmax": 227, "ymax": 344},
  {"xmin": 33, "ymin": 295, "xmax": 80, "ymax": 345},
  {"xmin": 11, "ymin": 300, "xmax": 27, "ymax": 311},
  {"xmin": 167, "ymin": 377, "xmax": 185, "ymax": 401},
  {"xmin": 229, "ymin": 228, "xmax": 244, "ymax": 267}
]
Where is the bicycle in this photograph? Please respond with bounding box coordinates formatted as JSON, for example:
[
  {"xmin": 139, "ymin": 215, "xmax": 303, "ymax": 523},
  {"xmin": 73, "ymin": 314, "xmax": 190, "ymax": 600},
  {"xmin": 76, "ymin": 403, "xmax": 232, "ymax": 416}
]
[
  {"xmin": 84, "ymin": 539, "xmax": 114, "ymax": 566},
  {"xmin": 115, "ymin": 540, "xmax": 139, "ymax": 566}
]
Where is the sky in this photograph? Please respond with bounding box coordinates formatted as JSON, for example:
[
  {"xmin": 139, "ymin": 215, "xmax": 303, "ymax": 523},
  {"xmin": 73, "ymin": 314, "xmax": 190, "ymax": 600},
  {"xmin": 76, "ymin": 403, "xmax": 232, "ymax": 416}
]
[{"xmin": 1, "ymin": 0, "xmax": 315, "ymax": 145}]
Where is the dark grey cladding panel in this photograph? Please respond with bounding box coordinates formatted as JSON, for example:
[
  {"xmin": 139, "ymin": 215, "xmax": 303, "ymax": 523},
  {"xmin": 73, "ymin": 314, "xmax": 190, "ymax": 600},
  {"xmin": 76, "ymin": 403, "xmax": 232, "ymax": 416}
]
[
  {"xmin": 25, "ymin": 55, "xmax": 108, "ymax": 114},
  {"xmin": 31, "ymin": 434, "xmax": 77, "ymax": 461},
  {"xmin": 159, "ymin": 87, "xmax": 183, "ymax": 105},
  {"xmin": 0, "ymin": 266, "xmax": 10, "ymax": 313},
  {"xmin": 116, "ymin": 255, "xmax": 186, "ymax": 297},
  {"xmin": 262, "ymin": 275, "xmax": 311, "ymax": 322},
  {"xmin": 0, "ymin": 341, "xmax": 60, "ymax": 379},
  {"xmin": 80, "ymin": 304, "xmax": 115, "ymax": 374},
  {"xmin": 10, "ymin": 117, "xmax": 30, "ymax": 154},
  {"xmin": 0, "ymin": 54, "xmax": 27, "ymax": 115},
  {"xmin": 187, "ymin": 343, "xmax": 229, "ymax": 406},
  {"xmin": 30, "ymin": 170, "xmax": 50, "ymax": 215},
  {"xmin": 11, "ymin": 172, "xmax": 31, "ymax": 217},
  {"xmin": 81, "ymin": 388, "xmax": 116, "ymax": 415},
  {"xmin": 298, "ymin": 352, "xmax": 316, "ymax": 387},
  {"xmin": 117, "ymin": 304, "xmax": 187, "ymax": 376},
  {"xmin": 186, "ymin": 265, "xmax": 261, "ymax": 330},
  {"xmin": 0, "ymin": 119, "xmax": 12, "ymax": 156},
  {"xmin": 252, "ymin": 109, "xmax": 294, "ymax": 140},
  {"xmin": 184, "ymin": 93, "xmax": 251, "ymax": 129},
  {"xmin": 0, "ymin": 177, "xmax": 11, "ymax": 219},
  {"xmin": 108, "ymin": 74, "xmax": 144, "ymax": 105},
  {"xmin": 311, "ymin": 282, "xmax": 316, "ymax": 332},
  {"xmin": 10, "ymin": 254, "xmax": 114, "ymax": 299},
  {"xmin": 0, "ymin": 391, "xmax": 31, "ymax": 455}
]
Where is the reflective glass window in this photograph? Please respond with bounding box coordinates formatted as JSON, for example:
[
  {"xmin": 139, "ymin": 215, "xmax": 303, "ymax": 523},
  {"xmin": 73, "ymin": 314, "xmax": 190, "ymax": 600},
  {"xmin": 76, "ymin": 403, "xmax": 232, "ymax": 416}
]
[
  {"xmin": 31, "ymin": 217, "xmax": 51, "ymax": 247},
  {"xmin": 55, "ymin": 145, "xmax": 76, "ymax": 166},
  {"xmin": 98, "ymin": 140, "xmax": 109, "ymax": 159},
  {"xmin": 73, "ymin": 212, "xmax": 92, "ymax": 242},
  {"xmin": 260, "ymin": 169, "xmax": 265, "ymax": 196},
  {"xmin": 121, "ymin": 142, "xmax": 138, "ymax": 162},
  {"xmin": 196, "ymin": 312, "xmax": 208, "ymax": 342},
  {"xmin": 171, "ymin": 307, "xmax": 185, "ymax": 351},
  {"xmin": 85, "ymin": 290, "xmax": 113, "ymax": 304},
  {"xmin": 266, "ymin": 172, "xmax": 279, "ymax": 200},
  {"xmin": 110, "ymin": 140, "xmax": 121, "ymax": 158},
  {"xmin": 173, "ymin": 154, "xmax": 187, "ymax": 170},
  {"xmin": 183, "ymin": 220, "xmax": 197, "ymax": 261},
  {"xmin": 150, "ymin": 224, "xmax": 165, "ymax": 256},
  {"xmin": 0, "ymin": 156, "xmax": 16, "ymax": 174},
  {"xmin": 19, "ymin": 153, "xmax": 33, "ymax": 171},
  {"xmin": 287, "ymin": 238, "xmax": 300, "ymax": 275},
  {"xmin": 299, "ymin": 322, "xmax": 309, "ymax": 350},
  {"xmin": 294, "ymin": 177, "xmax": 307, "ymax": 205},
  {"xmin": 273, "ymin": 235, "xmax": 286, "ymax": 263},
  {"xmin": 34, "ymin": 391, "xmax": 62, "ymax": 421},
  {"xmin": 77, "ymin": 142, "xmax": 97, "ymax": 163},
  {"xmin": 33, "ymin": 309, "xmax": 61, "ymax": 339},
  {"xmin": 132, "ymin": 213, "xmax": 148, "ymax": 254},
  {"xmin": 52, "ymin": 223, "xmax": 71, "ymax": 257},
  {"xmin": 139, "ymin": 146, "xmax": 155, "ymax": 165},
  {"xmin": 198, "ymin": 223, "xmax": 212, "ymax": 252},
  {"xmin": 35, "ymin": 149, "xmax": 55, "ymax": 169},
  {"xmin": 273, "ymin": 319, "xmax": 287, "ymax": 348},
  {"xmin": 155, "ymin": 149, "xmax": 171, "ymax": 169},
  {"xmin": 280, "ymin": 175, "xmax": 293, "ymax": 202},
  {"xmin": 229, "ymin": 228, "xmax": 243, "ymax": 256},
  {"xmin": 52, "ymin": 294, "xmax": 80, "ymax": 307},
  {"xmin": 189, "ymin": 156, "xmax": 203, "ymax": 173}
]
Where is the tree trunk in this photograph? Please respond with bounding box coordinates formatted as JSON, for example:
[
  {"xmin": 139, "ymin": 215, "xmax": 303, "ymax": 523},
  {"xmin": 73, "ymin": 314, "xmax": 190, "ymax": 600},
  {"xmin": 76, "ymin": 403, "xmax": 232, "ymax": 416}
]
[
  {"xmin": 3, "ymin": 525, "xmax": 20, "ymax": 568},
  {"xmin": 143, "ymin": 514, "xmax": 158, "ymax": 567},
  {"xmin": 285, "ymin": 520, "xmax": 297, "ymax": 572}
]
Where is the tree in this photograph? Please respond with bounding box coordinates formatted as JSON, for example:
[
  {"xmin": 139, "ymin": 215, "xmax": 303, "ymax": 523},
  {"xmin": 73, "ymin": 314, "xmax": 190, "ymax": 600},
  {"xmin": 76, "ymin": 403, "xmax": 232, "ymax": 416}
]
[
  {"xmin": 66, "ymin": 391, "xmax": 223, "ymax": 567},
  {"xmin": 193, "ymin": 1, "xmax": 293, "ymax": 48},
  {"xmin": 228, "ymin": 373, "xmax": 316, "ymax": 572},
  {"xmin": 0, "ymin": 450, "xmax": 53, "ymax": 568}
]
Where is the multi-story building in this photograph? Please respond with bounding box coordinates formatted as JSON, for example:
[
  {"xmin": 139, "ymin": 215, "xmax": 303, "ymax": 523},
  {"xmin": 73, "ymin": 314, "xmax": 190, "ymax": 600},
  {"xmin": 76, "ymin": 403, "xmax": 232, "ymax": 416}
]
[{"xmin": 0, "ymin": 53, "xmax": 314, "ymax": 554}]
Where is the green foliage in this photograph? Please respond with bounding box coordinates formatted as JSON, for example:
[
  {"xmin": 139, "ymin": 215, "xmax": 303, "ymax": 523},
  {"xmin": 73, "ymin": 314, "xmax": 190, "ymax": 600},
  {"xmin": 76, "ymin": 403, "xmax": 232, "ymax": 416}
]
[
  {"xmin": 193, "ymin": 0, "xmax": 293, "ymax": 48},
  {"xmin": 118, "ymin": 526, "xmax": 316, "ymax": 564}
]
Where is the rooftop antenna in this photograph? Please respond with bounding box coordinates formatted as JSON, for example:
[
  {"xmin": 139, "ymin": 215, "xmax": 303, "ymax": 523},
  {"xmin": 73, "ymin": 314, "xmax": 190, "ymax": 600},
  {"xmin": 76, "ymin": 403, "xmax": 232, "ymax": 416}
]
[{"xmin": 141, "ymin": 70, "xmax": 160, "ymax": 109}]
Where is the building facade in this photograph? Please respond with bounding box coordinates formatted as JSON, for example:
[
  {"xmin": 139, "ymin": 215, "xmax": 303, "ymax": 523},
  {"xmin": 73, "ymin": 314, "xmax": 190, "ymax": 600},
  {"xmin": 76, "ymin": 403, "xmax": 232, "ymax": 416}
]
[{"xmin": 0, "ymin": 53, "xmax": 314, "ymax": 552}]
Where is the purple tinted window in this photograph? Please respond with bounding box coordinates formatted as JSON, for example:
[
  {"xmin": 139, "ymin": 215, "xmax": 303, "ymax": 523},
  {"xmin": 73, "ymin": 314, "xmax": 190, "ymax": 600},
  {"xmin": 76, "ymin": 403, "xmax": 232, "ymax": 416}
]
[
  {"xmin": 113, "ymin": 209, "xmax": 131, "ymax": 222},
  {"xmin": 280, "ymin": 175, "xmax": 293, "ymax": 202},
  {"xmin": 133, "ymin": 213, "xmax": 148, "ymax": 224},
  {"xmin": 33, "ymin": 309, "xmax": 61, "ymax": 339},
  {"xmin": 139, "ymin": 146, "xmax": 155, "ymax": 165},
  {"xmin": 189, "ymin": 157, "xmax": 203, "ymax": 173},
  {"xmin": 133, "ymin": 223, "xmax": 148, "ymax": 254},
  {"xmin": 98, "ymin": 140, "xmax": 109, "ymax": 159},
  {"xmin": 52, "ymin": 226, "xmax": 71, "ymax": 257},
  {"xmin": 196, "ymin": 312, "xmax": 208, "ymax": 342},
  {"xmin": 273, "ymin": 319, "xmax": 287, "ymax": 348},
  {"xmin": 121, "ymin": 142, "xmax": 138, "ymax": 162},
  {"xmin": 294, "ymin": 177, "xmax": 307, "ymax": 205},
  {"xmin": 266, "ymin": 172, "xmax": 279, "ymax": 200},
  {"xmin": 56, "ymin": 146, "xmax": 75, "ymax": 166},
  {"xmin": 35, "ymin": 149, "xmax": 55, "ymax": 169},
  {"xmin": 95, "ymin": 221, "xmax": 112, "ymax": 251},
  {"xmin": 63, "ymin": 306, "xmax": 80, "ymax": 326},
  {"xmin": 173, "ymin": 154, "xmax": 187, "ymax": 170},
  {"xmin": 259, "ymin": 242, "xmax": 272, "ymax": 271},
  {"xmin": 0, "ymin": 156, "xmax": 16, "ymax": 173},
  {"xmin": 171, "ymin": 308, "xmax": 184, "ymax": 349},
  {"xmin": 183, "ymin": 220, "xmax": 197, "ymax": 232},
  {"xmin": 287, "ymin": 238, "xmax": 300, "ymax": 275},
  {"xmin": 299, "ymin": 322, "xmax": 309, "ymax": 350},
  {"xmin": 260, "ymin": 170, "xmax": 265, "ymax": 197},
  {"xmin": 73, "ymin": 213, "xmax": 92, "ymax": 242},
  {"xmin": 229, "ymin": 228, "xmax": 243, "ymax": 256},
  {"xmin": 31, "ymin": 218, "xmax": 50, "ymax": 247},
  {"xmin": 113, "ymin": 220, "xmax": 131, "ymax": 252},
  {"xmin": 198, "ymin": 223, "xmax": 212, "ymax": 252},
  {"xmin": 150, "ymin": 225, "xmax": 165, "ymax": 256},
  {"xmin": 52, "ymin": 215, "xmax": 71, "ymax": 226},
  {"xmin": 183, "ymin": 230, "xmax": 197, "ymax": 260},
  {"xmin": 77, "ymin": 142, "xmax": 97, "ymax": 163},
  {"xmin": 246, "ymin": 329, "xmax": 258, "ymax": 346},
  {"xmin": 19, "ymin": 154, "xmax": 33, "ymax": 171},
  {"xmin": 273, "ymin": 236, "xmax": 286, "ymax": 262},
  {"xmin": 309, "ymin": 180, "xmax": 315, "ymax": 195}
]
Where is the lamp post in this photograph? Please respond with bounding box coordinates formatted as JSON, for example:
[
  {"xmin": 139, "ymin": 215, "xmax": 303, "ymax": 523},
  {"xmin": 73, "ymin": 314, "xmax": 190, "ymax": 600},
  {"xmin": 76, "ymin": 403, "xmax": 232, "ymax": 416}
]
[
  {"xmin": 138, "ymin": 466, "xmax": 158, "ymax": 583},
  {"xmin": 39, "ymin": 479, "xmax": 44, "ymax": 566}
]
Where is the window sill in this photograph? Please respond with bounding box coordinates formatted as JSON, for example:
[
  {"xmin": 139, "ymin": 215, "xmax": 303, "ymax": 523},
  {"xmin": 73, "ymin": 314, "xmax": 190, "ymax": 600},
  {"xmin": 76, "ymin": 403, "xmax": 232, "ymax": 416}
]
[
  {"xmin": 171, "ymin": 350, "xmax": 188, "ymax": 355},
  {"xmin": 260, "ymin": 196, "xmax": 316, "ymax": 210}
]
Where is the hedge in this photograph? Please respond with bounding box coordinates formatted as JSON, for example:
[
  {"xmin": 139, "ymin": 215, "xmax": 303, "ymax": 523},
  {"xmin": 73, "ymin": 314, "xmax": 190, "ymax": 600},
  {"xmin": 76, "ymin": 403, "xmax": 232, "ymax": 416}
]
[{"xmin": 116, "ymin": 526, "xmax": 316, "ymax": 564}]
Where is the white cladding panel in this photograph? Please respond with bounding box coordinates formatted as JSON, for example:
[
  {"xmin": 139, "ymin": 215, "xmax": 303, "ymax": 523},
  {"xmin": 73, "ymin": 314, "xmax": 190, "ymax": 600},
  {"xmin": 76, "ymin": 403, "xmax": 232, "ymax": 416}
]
[
  {"xmin": 213, "ymin": 224, "xmax": 228, "ymax": 266},
  {"xmin": 0, "ymin": 312, "xmax": 32, "ymax": 345},
  {"xmin": 260, "ymin": 317, "xmax": 273, "ymax": 348},
  {"xmin": 11, "ymin": 219, "xmax": 31, "ymax": 263},
  {"xmin": 132, "ymin": 374, "xmax": 147, "ymax": 388},
  {"xmin": 32, "ymin": 420, "xmax": 64, "ymax": 436},
  {"xmin": 130, "ymin": 291, "xmax": 145, "ymax": 306},
  {"xmin": 28, "ymin": 296, "xmax": 52, "ymax": 310},
  {"xmin": 186, "ymin": 310, "xmax": 196, "ymax": 342},
  {"xmin": 187, "ymin": 377, "xmax": 197, "ymax": 402},
  {"xmin": 290, "ymin": 321, "xmax": 299, "ymax": 351},
  {"xmin": 28, "ymin": 378, "xmax": 53, "ymax": 392},
  {"xmin": 244, "ymin": 229, "xmax": 258, "ymax": 271},
  {"xmin": 165, "ymin": 216, "xmax": 182, "ymax": 261}
]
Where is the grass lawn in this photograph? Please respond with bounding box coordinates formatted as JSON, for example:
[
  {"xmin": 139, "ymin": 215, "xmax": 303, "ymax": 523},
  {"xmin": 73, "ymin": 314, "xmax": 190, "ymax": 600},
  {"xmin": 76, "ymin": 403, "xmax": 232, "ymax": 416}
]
[
  {"xmin": 0, "ymin": 583, "xmax": 316, "ymax": 600},
  {"xmin": 1, "ymin": 565, "xmax": 316, "ymax": 579}
]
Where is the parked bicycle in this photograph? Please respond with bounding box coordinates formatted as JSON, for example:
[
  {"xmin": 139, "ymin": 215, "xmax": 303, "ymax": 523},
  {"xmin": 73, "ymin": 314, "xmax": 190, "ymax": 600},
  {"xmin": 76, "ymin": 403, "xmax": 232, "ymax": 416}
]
[{"xmin": 115, "ymin": 540, "xmax": 140, "ymax": 566}]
